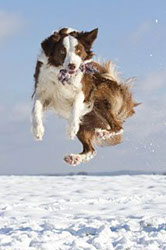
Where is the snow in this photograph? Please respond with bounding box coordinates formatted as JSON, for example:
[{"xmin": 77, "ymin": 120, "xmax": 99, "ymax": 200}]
[{"xmin": 0, "ymin": 175, "xmax": 166, "ymax": 250}]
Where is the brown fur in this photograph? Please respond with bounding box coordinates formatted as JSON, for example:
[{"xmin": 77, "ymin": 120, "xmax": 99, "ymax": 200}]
[
  {"xmin": 69, "ymin": 29, "xmax": 98, "ymax": 60},
  {"xmin": 32, "ymin": 28, "xmax": 139, "ymax": 165},
  {"xmin": 75, "ymin": 43, "xmax": 87, "ymax": 60},
  {"xmin": 32, "ymin": 60, "xmax": 43, "ymax": 98},
  {"xmin": 32, "ymin": 29, "xmax": 98, "ymax": 97},
  {"xmin": 41, "ymin": 34, "xmax": 67, "ymax": 67},
  {"xmin": 76, "ymin": 62, "xmax": 138, "ymax": 158},
  {"xmin": 77, "ymin": 29, "xmax": 98, "ymax": 60},
  {"xmin": 40, "ymin": 29, "xmax": 98, "ymax": 67}
]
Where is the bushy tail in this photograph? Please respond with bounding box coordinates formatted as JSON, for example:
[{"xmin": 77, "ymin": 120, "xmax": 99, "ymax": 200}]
[{"xmin": 100, "ymin": 61, "xmax": 140, "ymax": 122}]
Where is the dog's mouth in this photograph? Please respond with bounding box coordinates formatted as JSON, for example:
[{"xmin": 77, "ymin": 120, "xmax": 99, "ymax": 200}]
[
  {"xmin": 58, "ymin": 62, "xmax": 98, "ymax": 85},
  {"xmin": 68, "ymin": 70, "xmax": 76, "ymax": 75}
]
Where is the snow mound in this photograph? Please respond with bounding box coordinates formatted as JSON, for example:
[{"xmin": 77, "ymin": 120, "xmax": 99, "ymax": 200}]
[{"xmin": 0, "ymin": 175, "xmax": 166, "ymax": 249}]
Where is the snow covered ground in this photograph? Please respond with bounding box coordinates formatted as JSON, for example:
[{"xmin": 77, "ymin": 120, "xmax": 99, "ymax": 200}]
[{"xmin": 0, "ymin": 175, "xmax": 166, "ymax": 250}]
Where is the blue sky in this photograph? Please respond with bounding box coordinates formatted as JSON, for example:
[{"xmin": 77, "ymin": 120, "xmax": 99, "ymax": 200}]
[{"xmin": 0, "ymin": 0, "xmax": 166, "ymax": 174}]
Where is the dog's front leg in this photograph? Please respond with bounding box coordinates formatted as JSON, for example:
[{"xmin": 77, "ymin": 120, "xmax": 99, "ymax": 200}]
[
  {"xmin": 32, "ymin": 97, "xmax": 45, "ymax": 141},
  {"xmin": 67, "ymin": 92, "xmax": 85, "ymax": 140}
]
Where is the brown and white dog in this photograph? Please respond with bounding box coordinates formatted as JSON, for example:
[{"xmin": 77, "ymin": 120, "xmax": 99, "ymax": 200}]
[{"xmin": 32, "ymin": 27, "xmax": 139, "ymax": 166}]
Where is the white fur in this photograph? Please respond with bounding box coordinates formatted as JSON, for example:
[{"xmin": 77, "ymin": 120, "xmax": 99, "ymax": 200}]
[
  {"xmin": 67, "ymin": 91, "xmax": 85, "ymax": 139},
  {"xmin": 64, "ymin": 151, "xmax": 96, "ymax": 166},
  {"xmin": 95, "ymin": 128, "xmax": 123, "ymax": 140},
  {"xmin": 63, "ymin": 36, "xmax": 82, "ymax": 71},
  {"xmin": 52, "ymin": 27, "xmax": 78, "ymax": 35},
  {"xmin": 65, "ymin": 27, "xmax": 78, "ymax": 34},
  {"xmin": 32, "ymin": 50, "xmax": 91, "ymax": 140},
  {"xmin": 32, "ymin": 98, "xmax": 44, "ymax": 140},
  {"xmin": 99, "ymin": 61, "xmax": 121, "ymax": 83}
]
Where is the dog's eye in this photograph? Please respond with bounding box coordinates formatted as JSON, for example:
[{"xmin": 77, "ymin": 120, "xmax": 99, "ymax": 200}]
[
  {"xmin": 76, "ymin": 49, "xmax": 81, "ymax": 54},
  {"xmin": 60, "ymin": 49, "xmax": 65, "ymax": 55}
]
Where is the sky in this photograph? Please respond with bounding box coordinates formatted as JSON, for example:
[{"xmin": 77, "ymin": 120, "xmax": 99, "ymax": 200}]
[{"xmin": 0, "ymin": 0, "xmax": 166, "ymax": 175}]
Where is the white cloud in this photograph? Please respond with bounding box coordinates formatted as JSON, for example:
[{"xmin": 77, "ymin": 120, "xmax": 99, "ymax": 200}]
[
  {"xmin": 127, "ymin": 68, "xmax": 166, "ymax": 141},
  {"xmin": 0, "ymin": 10, "xmax": 23, "ymax": 40},
  {"xmin": 0, "ymin": 102, "xmax": 31, "ymax": 124}
]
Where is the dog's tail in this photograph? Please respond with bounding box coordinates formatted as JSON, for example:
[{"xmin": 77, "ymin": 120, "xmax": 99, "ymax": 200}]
[
  {"xmin": 100, "ymin": 61, "xmax": 140, "ymax": 122},
  {"xmin": 100, "ymin": 61, "xmax": 121, "ymax": 83}
]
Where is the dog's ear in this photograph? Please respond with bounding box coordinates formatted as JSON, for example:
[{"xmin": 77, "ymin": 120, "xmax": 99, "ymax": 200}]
[
  {"xmin": 41, "ymin": 32, "xmax": 60, "ymax": 56},
  {"xmin": 70, "ymin": 31, "xmax": 78, "ymax": 38},
  {"xmin": 41, "ymin": 38, "xmax": 51, "ymax": 56},
  {"xmin": 78, "ymin": 28, "xmax": 98, "ymax": 47},
  {"xmin": 52, "ymin": 32, "xmax": 61, "ymax": 42}
]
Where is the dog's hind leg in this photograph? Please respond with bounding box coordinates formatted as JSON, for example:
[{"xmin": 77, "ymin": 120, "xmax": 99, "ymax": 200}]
[
  {"xmin": 95, "ymin": 127, "xmax": 123, "ymax": 140},
  {"xmin": 64, "ymin": 129, "xmax": 96, "ymax": 166}
]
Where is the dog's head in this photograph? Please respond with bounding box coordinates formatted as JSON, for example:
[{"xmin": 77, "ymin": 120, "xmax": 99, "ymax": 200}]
[{"xmin": 41, "ymin": 27, "xmax": 98, "ymax": 75}]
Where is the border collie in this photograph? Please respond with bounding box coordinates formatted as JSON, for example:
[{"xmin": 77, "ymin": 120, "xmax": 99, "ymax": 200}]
[{"xmin": 32, "ymin": 28, "xmax": 139, "ymax": 166}]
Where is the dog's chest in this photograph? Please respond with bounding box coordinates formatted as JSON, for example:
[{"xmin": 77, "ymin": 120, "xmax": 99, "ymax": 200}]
[{"xmin": 37, "ymin": 64, "xmax": 83, "ymax": 119}]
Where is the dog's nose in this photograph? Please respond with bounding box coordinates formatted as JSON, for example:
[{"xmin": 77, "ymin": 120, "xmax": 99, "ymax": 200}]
[{"xmin": 68, "ymin": 63, "xmax": 76, "ymax": 71}]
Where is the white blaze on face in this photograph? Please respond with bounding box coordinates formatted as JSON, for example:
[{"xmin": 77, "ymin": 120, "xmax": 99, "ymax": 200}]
[{"xmin": 63, "ymin": 35, "xmax": 82, "ymax": 71}]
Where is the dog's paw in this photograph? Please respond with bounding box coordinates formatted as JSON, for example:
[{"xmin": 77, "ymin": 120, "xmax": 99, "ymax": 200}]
[
  {"xmin": 32, "ymin": 124, "xmax": 44, "ymax": 141},
  {"xmin": 95, "ymin": 128, "xmax": 123, "ymax": 140},
  {"xmin": 64, "ymin": 154, "xmax": 82, "ymax": 166},
  {"xmin": 81, "ymin": 151, "xmax": 96, "ymax": 163},
  {"xmin": 67, "ymin": 122, "xmax": 79, "ymax": 140},
  {"xmin": 64, "ymin": 152, "xmax": 96, "ymax": 166}
]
